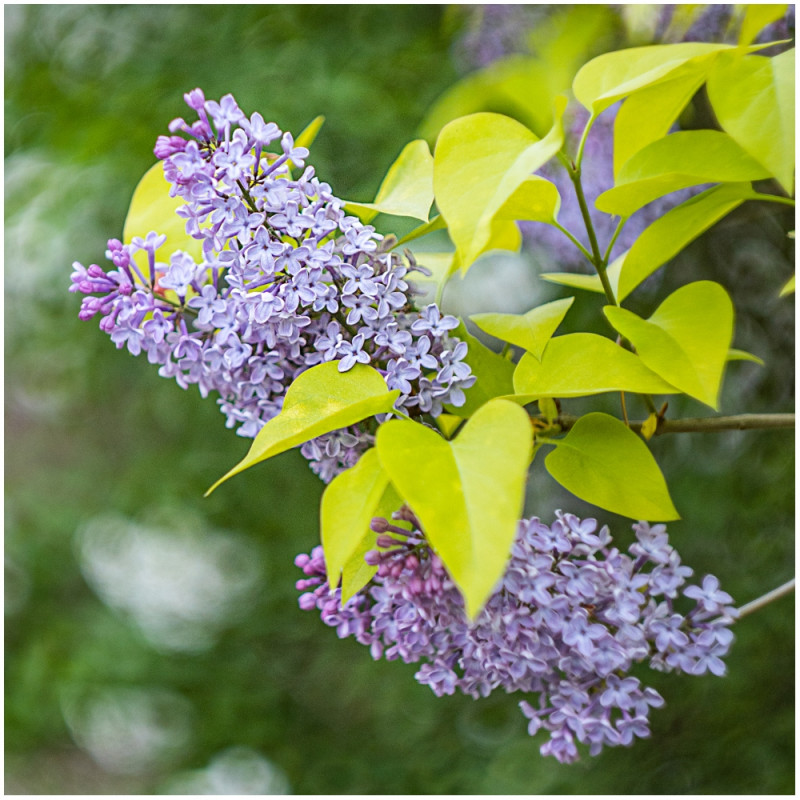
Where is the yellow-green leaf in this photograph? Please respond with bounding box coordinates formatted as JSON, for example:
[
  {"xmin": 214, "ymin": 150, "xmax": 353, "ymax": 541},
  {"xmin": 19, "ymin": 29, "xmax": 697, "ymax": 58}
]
[
  {"xmin": 596, "ymin": 130, "xmax": 771, "ymax": 218},
  {"xmin": 321, "ymin": 448, "xmax": 399, "ymax": 599},
  {"xmin": 344, "ymin": 139, "xmax": 434, "ymax": 223},
  {"xmin": 613, "ymin": 64, "xmax": 707, "ymax": 177},
  {"xmin": 295, "ymin": 115, "xmax": 326, "ymax": 150},
  {"xmin": 604, "ymin": 281, "xmax": 734, "ymax": 409},
  {"xmin": 340, "ymin": 481, "xmax": 405, "ymax": 603},
  {"xmin": 206, "ymin": 363, "xmax": 400, "ymax": 494},
  {"xmin": 573, "ymin": 42, "xmax": 731, "ymax": 114},
  {"xmin": 495, "ymin": 176, "xmax": 561, "ymax": 225},
  {"xmin": 727, "ymin": 348, "xmax": 764, "ymax": 366},
  {"xmin": 738, "ymin": 4, "xmax": 787, "ymax": 46},
  {"xmin": 539, "ymin": 271, "xmax": 606, "ymax": 294},
  {"xmin": 545, "ymin": 412, "xmax": 679, "ymax": 520},
  {"xmin": 779, "ymin": 274, "xmax": 795, "ymax": 297},
  {"xmin": 512, "ymin": 333, "xmax": 680, "ymax": 401},
  {"xmin": 470, "ymin": 297, "xmax": 574, "ymax": 360},
  {"xmin": 394, "ymin": 214, "xmax": 447, "ymax": 247},
  {"xmin": 706, "ymin": 49, "xmax": 795, "ymax": 193},
  {"xmin": 375, "ymin": 399, "xmax": 533, "ymax": 618},
  {"xmin": 615, "ymin": 182, "xmax": 757, "ymax": 301},
  {"xmin": 123, "ymin": 161, "xmax": 204, "ymax": 282},
  {"xmin": 433, "ymin": 99, "xmax": 566, "ymax": 273}
]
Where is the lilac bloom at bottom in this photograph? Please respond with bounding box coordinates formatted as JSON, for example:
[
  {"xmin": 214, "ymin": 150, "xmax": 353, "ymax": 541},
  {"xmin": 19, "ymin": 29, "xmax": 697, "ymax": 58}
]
[{"xmin": 296, "ymin": 511, "xmax": 737, "ymax": 763}]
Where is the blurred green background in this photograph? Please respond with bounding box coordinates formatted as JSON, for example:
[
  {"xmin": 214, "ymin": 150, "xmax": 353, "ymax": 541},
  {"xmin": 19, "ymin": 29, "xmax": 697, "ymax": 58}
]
[{"xmin": 5, "ymin": 5, "xmax": 794, "ymax": 794}]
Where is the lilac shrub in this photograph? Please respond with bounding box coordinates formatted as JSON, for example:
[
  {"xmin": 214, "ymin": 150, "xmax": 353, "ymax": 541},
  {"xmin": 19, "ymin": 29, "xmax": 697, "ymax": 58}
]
[
  {"xmin": 70, "ymin": 89, "xmax": 474, "ymax": 482},
  {"xmin": 296, "ymin": 510, "xmax": 737, "ymax": 762}
]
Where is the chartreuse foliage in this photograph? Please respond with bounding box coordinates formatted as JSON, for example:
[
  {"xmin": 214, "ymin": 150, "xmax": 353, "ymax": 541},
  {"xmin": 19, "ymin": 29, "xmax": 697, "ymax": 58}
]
[
  {"xmin": 595, "ymin": 130, "xmax": 771, "ymax": 218},
  {"xmin": 344, "ymin": 139, "xmax": 434, "ymax": 223},
  {"xmin": 375, "ymin": 399, "xmax": 533, "ymax": 618},
  {"xmin": 707, "ymin": 48, "xmax": 795, "ymax": 193},
  {"xmin": 320, "ymin": 448, "xmax": 405, "ymax": 601},
  {"xmin": 433, "ymin": 99, "xmax": 567, "ymax": 273},
  {"xmin": 612, "ymin": 63, "xmax": 708, "ymax": 178},
  {"xmin": 200, "ymin": 32, "xmax": 793, "ymax": 618},
  {"xmin": 470, "ymin": 297, "xmax": 574, "ymax": 360},
  {"xmin": 572, "ymin": 41, "xmax": 775, "ymax": 116},
  {"xmin": 542, "ymin": 183, "xmax": 779, "ymax": 301},
  {"xmin": 206, "ymin": 363, "xmax": 399, "ymax": 494},
  {"xmin": 511, "ymin": 333, "xmax": 680, "ymax": 402},
  {"xmin": 544, "ymin": 413, "xmax": 679, "ymax": 521},
  {"xmin": 604, "ymin": 281, "xmax": 734, "ymax": 410}
]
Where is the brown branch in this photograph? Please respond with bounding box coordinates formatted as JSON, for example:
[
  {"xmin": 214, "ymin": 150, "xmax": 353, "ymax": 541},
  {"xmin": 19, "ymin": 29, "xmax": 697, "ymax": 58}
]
[{"xmin": 555, "ymin": 413, "xmax": 794, "ymax": 436}]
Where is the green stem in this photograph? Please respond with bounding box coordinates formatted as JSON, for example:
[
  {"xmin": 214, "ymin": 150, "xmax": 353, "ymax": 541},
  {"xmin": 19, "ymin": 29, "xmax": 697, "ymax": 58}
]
[
  {"xmin": 570, "ymin": 169, "xmax": 617, "ymax": 306},
  {"xmin": 573, "ymin": 113, "xmax": 597, "ymax": 173},
  {"xmin": 553, "ymin": 221, "xmax": 594, "ymax": 263},
  {"xmin": 602, "ymin": 218, "xmax": 626, "ymax": 266}
]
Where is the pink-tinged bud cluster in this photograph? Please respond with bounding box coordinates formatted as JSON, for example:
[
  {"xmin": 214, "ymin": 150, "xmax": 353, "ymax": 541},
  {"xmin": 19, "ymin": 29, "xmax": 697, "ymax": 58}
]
[{"xmin": 296, "ymin": 511, "xmax": 736, "ymax": 762}]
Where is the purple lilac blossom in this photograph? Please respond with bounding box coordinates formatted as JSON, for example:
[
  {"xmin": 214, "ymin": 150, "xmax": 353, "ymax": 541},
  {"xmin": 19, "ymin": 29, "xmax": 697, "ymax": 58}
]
[
  {"xmin": 296, "ymin": 512, "xmax": 736, "ymax": 763},
  {"xmin": 70, "ymin": 89, "xmax": 475, "ymax": 482}
]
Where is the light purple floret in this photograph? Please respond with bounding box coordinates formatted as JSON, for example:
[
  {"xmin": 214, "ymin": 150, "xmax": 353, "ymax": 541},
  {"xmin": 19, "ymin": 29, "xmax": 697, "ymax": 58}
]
[
  {"xmin": 70, "ymin": 89, "xmax": 475, "ymax": 482},
  {"xmin": 296, "ymin": 512, "xmax": 736, "ymax": 763}
]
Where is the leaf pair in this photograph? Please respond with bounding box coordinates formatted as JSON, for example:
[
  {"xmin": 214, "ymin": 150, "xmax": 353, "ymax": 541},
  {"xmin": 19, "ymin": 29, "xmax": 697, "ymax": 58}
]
[
  {"xmin": 509, "ymin": 282, "xmax": 734, "ymax": 411},
  {"xmin": 323, "ymin": 398, "xmax": 534, "ymax": 619}
]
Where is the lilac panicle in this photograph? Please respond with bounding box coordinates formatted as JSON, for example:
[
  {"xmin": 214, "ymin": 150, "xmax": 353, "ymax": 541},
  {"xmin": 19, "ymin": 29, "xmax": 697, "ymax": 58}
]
[
  {"xmin": 296, "ymin": 512, "xmax": 736, "ymax": 763},
  {"xmin": 70, "ymin": 89, "xmax": 475, "ymax": 481}
]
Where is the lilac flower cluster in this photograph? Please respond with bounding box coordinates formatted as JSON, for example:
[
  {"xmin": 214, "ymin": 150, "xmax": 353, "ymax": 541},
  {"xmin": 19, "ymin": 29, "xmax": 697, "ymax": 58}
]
[
  {"xmin": 70, "ymin": 90, "xmax": 474, "ymax": 482},
  {"xmin": 296, "ymin": 510, "xmax": 736, "ymax": 762}
]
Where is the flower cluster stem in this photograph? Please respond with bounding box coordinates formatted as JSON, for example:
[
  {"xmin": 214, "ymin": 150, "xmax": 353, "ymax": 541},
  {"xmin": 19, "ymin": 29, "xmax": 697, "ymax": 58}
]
[{"xmin": 736, "ymin": 578, "xmax": 795, "ymax": 619}]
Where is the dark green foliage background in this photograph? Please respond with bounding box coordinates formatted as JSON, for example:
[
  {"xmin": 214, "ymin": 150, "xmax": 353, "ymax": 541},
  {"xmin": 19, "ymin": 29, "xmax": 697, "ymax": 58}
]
[{"xmin": 5, "ymin": 5, "xmax": 794, "ymax": 793}]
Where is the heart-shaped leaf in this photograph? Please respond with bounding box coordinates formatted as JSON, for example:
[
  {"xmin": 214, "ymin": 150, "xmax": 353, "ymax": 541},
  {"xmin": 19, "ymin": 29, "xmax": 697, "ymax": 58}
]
[
  {"xmin": 707, "ymin": 49, "xmax": 795, "ymax": 193},
  {"xmin": 545, "ymin": 412, "xmax": 679, "ymax": 520},
  {"xmin": 512, "ymin": 333, "xmax": 680, "ymax": 401},
  {"xmin": 738, "ymin": 4, "xmax": 788, "ymax": 46},
  {"xmin": 495, "ymin": 176, "xmax": 562, "ymax": 226},
  {"xmin": 376, "ymin": 398, "xmax": 533, "ymax": 618},
  {"xmin": 321, "ymin": 448, "xmax": 405, "ymax": 601},
  {"xmin": 573, "ymin": 42, "xmax": 731, "ymax": 114},
  {"xmin": 207, "ymin": 363, "xmax": 400, "ymax": 494},
  {"xmin": 604, "ymin": 281, "xmax": 734, "ymax": 409},
  {"xmin": 615, "ymin": 182, "xmax": 757, "ymax": 301},
  {"xmin": 344, "ymin": 139, "xmax": 434, "ymax": 223},
  {"xmin": 470, "ymin": 297, "xmax": 574, "ymax": 360},
  {"xmin": 613, "ymin": 64, "xmax": 708, "ymax": 177},
  {"xmin": 596, "ymin": 130, "xmax": 772, "ymax": 218},
  {"xmin": 433, "ymin": 100, "xmax": 566, "ymax": 273}
]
